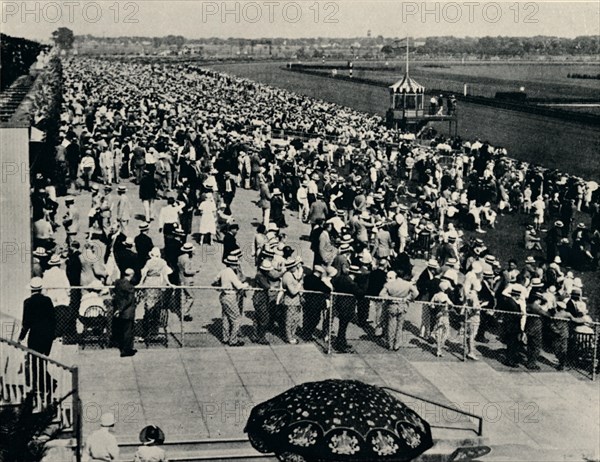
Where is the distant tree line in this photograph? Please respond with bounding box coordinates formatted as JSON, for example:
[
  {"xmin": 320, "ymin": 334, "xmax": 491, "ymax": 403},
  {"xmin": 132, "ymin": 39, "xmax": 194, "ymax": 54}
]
[
  {"xmin": 72, "ymin": 34, "xmax": 599, "ymax": 58},
  {"xmin": 567, "ymin": 73, "xmax": 600, "ymax": 80},
  {"xmin": 383, "ymin": 36, "xmax": 599, "ymax": 57}
]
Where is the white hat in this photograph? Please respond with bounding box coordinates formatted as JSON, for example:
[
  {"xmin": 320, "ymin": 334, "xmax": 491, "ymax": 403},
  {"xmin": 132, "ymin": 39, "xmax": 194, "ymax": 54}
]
[
  {"xmin": 30, "ymin": 277, "xmax": 43, "ymax": 290},
  {"xmin": 101, "ymin": 413, "xmax": 115, "ymax": 427}
]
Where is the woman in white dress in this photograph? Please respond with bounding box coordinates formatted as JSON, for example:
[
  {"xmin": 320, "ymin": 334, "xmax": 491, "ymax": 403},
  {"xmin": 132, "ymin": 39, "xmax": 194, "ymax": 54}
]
[
  {"xmin": 139, "ymin": 248, "xmax": 173, "ymax": 339},
  {"xmin": 198, "ymin": 193, "xmax": 217, "ymax": 245}
]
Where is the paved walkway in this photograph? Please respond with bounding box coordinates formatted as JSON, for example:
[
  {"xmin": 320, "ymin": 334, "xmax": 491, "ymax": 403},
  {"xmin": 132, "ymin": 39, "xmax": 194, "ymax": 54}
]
[
  {"xmin": 59, "ymin": 343, "xmax": 599, "ymax": 460},
  {"xmin": 51, "ymin": 176, "xmax": 599, "ymax": 460}
]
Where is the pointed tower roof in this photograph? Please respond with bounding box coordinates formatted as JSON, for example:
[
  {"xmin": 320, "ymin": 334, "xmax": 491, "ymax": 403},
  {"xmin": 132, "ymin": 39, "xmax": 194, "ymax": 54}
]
[{"xmin": 389, "ymin": 73, "xmax": 424, "ymax": 93}]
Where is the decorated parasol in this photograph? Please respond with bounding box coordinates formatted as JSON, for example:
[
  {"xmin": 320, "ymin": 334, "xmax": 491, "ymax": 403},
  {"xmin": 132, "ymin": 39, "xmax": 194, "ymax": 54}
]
[{"xmin": 244, "ymin": 379, "xmax": 433, "ymax": 462}]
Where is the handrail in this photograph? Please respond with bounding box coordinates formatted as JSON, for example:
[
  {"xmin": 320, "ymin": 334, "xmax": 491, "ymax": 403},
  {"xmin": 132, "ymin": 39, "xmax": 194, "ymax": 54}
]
[
  {"xmin": 382, "ymin": 386, "xmax": 484, "ymax": 436},
  {"xmin": 0, "ymin": 336, "xmax": 76, "ymax": 371}
]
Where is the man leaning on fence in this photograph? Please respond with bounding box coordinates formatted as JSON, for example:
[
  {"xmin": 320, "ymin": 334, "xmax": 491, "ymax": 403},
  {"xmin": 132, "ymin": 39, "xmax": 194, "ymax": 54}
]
[
  {"xmin": 379, "ymin": 271, "xmax": 419, "ymax": 351},
  {"xmin": 113, "ymin": 268, "xmax": 137, "ymax": 358},
  {"xmin": 213, "ymin": 255, "xmax": 249, "ymax": 346}
]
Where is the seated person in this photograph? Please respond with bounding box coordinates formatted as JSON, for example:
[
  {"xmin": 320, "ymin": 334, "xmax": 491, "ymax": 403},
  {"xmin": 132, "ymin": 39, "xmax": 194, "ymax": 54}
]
[
  {"xmin": 77, "ymin": 280, "xmax": 110, "ymax": 334},
  {"xmin": 524, "ymin": 225, "xmax": 542, "ymax": 251}
]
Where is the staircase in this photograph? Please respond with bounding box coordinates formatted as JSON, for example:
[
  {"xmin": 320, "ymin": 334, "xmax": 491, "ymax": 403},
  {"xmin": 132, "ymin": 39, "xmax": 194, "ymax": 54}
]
[
  {"xmin": 0, "ymin": 336, "xmax": 82, "ymax": 460},
  {"xmin": 0, "ymin": 75, "xmax": 35, "ymax": 123}
]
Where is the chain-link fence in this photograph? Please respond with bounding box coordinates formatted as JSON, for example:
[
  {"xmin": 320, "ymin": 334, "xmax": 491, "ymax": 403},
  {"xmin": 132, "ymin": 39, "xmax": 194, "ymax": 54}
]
[{"xmin": 46, "ymin": 287, "xmax": 599, "ymax": 380}]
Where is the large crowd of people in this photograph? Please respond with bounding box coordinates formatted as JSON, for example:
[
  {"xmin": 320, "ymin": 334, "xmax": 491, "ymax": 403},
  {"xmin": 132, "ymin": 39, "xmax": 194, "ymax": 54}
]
[{"xmin": 23, "ymin": 57, "xmax": 599, "ymax": 371}]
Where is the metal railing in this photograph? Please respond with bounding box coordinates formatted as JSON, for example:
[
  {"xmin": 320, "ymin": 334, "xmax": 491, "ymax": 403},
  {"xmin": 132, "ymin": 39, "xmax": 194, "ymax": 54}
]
[
  {"xmin": 0, "ymin": 336, "xmax": 82, "ymax": 462},
  {"xmin": 383, "ymin": 386, "xmax": 484, "ymax": 436},
  {"xmin": 45, "ymin": 286, "xmax": 600, "ymax": 381}
]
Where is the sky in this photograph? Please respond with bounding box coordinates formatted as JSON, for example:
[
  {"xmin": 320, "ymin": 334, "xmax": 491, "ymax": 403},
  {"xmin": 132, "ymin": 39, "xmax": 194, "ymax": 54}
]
[{"xmin": 2, "ymin": 1, "xmax": 599, "ymax": 42}]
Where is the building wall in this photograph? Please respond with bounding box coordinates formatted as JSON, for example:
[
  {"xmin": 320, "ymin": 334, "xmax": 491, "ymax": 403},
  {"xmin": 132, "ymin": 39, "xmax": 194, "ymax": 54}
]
[{"xmin": 0, "ymin": 127, "xmax": 31, "ymax": 337}]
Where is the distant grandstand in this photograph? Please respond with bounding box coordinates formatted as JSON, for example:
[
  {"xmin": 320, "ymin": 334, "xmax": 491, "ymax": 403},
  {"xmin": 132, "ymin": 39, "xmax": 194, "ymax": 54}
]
[{"xmin": 0, "ymin": 33, "xmax": 45, "ymax": 91}]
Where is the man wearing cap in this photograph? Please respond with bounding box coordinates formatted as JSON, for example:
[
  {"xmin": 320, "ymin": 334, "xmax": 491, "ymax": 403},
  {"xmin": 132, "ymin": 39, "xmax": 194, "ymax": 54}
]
[
  {"xmin": 114, "ymin": 238, "xmax": 140, "ymax": 283},
  {"xmin": 178, "ymin": 243, "xmax": 199, "ymax": 322},
  {"xmin": 331, "ymin": 265, "xmax": 361, "ymax": 353},
  {"xmin": 379, "ymin": 271, "xmax": 419, "ymax": 351},
  {"xmin": 316, "ymin": 222, "xmax": 336, "ymax": 268},
  {"xmin": 115, "ymin": 186, "xmax": 131, "ymax": 233},
  {"xmin": 307, "ymin": 192, "xmax": 328, "ymax": 226},
  {"xmin": 82, "ymin": 413, "xmax": 119, "ymax": 462},
  {"xmin": 301, "ymin": 265, "xmax": 333, "ymax": 341},
  {"xmin": 213, "ymin": 256, "xmax": 249, "ymax": 346},
  {"xmin": 18, "ymin": 278, "xmax": 56, "ymax": 356},
  {"xmin": 281, "ymin": 257, "xmax": 304, "ymax": 344},
  {"xmin": 500, "ymin": 286, "xmax": 525, "ymax": 368},
  {"xmin": 545, "ymin": 220, "xmax": 564, "ymax": 262},
  {"xmin": 158, "ymin": 197, "xmax": 182, "ymax": 243},
  {"xmin": 62, "ymin": 196, "xmax": 80, "ymax": 243},
  {"xmin": 222, "ymin": 223, "xmax": 240, "ymax": 262},
  {"xmin": 524, "ymin": 278, "xmax": 550, "ymax": 370},
  {"xmin": 112, "ymin": 269, "xmax": 137, "ymax": 357},
  {"xmin": 135, "ymin": 222, "xmax": 154, "ymax": 264},
  {"xmin": 436, "ymin": 234, "xmax": 459, "ymax": 266},
  {"xmin": 416, "ymin": 259, "xmax": 440, "ymax": 338},
  {"xmin": 475, "ymin": 269, "xmax": 498, "ymax": 343},
  {"xmin": 258, "ymin": 177, "xmax": 272, "ymax": 226},
  {"xmin": 252, "ymin": 259, "xmax": 280, "ymax": 344}
]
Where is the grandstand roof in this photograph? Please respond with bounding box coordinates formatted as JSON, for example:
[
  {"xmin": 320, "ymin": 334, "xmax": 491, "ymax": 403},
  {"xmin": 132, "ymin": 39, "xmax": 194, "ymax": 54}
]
[{"xmin": 389, "ymin": 73, "xmax": 424, "ymax": 93}]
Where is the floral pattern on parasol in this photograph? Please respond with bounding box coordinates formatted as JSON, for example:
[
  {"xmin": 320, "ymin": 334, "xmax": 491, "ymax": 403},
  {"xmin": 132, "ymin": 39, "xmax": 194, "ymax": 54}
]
[{"xmin": 244, "ymin": 379, "xmax": 433, "ymax": 461}]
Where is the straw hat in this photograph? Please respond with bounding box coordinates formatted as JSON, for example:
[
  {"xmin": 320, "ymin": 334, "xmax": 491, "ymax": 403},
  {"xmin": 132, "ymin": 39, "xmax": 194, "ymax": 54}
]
[
  {"xmin": 29, "ymin": 277, "xmax": 43, "ymax": 291},
  {"xmin": 100, "ymin": 413, "xmax": 115, "ymax": 427}
]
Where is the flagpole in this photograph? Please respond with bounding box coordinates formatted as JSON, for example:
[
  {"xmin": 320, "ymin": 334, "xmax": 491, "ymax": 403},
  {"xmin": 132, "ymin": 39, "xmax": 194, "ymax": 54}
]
[{"xmin": 406, "ymin": 36, "xmax": 409, "ymax": 77}]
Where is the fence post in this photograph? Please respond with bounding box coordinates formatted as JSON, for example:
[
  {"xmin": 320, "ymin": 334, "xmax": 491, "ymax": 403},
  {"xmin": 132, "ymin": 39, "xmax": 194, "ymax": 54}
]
[
  {"xmin": 592, "ymin": 324, "xmax": 598, "ymax": 381},
  {"xmin": 72, "ymin": 366, "xmax": 81, "ymax": 462},
  {"xmin": 462, "ymin": 306, "xmax": 468, "ymax": 362},
  {"xmin": 180, "ymin": 288, "xmax": 185, "ymax": 348},
  {"xmin": 327, "ymin": 293, "xmax": 333, "ymax": 355}
]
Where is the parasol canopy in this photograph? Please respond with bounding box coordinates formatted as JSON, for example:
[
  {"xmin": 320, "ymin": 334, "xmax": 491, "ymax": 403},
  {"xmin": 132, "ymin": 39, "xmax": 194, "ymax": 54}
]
[
  {"xmin": 389, "ymin": 74, "xmax": 425, "ymax": 94},
  {"xmin": 244, "ymin": 379, "xmax": 433, "ymax": 462}
]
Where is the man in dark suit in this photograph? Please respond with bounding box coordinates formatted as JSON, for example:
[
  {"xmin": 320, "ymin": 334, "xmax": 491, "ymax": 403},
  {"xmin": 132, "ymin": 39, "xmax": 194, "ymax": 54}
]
[
  {"xmin": 177, "ymin": 184, "xmax": 195, "ymax": 237},
  {"xmin": 18, "ymin": 278, "xmax": 56, "ymax": 356},
  {"xmin": 331, "ymin": 265, "xmax": 361, "ymax": 353},
  {"xmin": 135, "ymin": 222, "xmax": 154, "ymax": 263},
  {"xmin": 301, "ymin": 265, "xmax": 332, "ymax": 341},
  {"xmin": 112, "ymin": 269, "xmax": 137, "ymax": 357},
  {"xmin": 222, "ymin": 172, "xmax": 237, "ymax": 214},
  {"xmin": 114, "ymin": 238, "xmax": 141, "ymax": 284},
  {"xmin": 222, "ymin": 223, "xmax": 240, "ymax": 262}
]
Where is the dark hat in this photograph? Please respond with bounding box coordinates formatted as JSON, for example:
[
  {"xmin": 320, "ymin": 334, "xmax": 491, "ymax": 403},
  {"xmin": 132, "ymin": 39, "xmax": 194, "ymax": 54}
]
[
  {"xmin": 139, "ymin": 222, "xmax": 150, "ymax": 231},
  {"xmin": 139, "ymin": 425, "xmax": 165, "ymax": 445},
  {"xmin": 65, "ymin": 196, "xmax": 75, "ymax": 204},
  {"xmin": 118, "ymin": 185, "xmax": 127, "ymax": 193}
]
